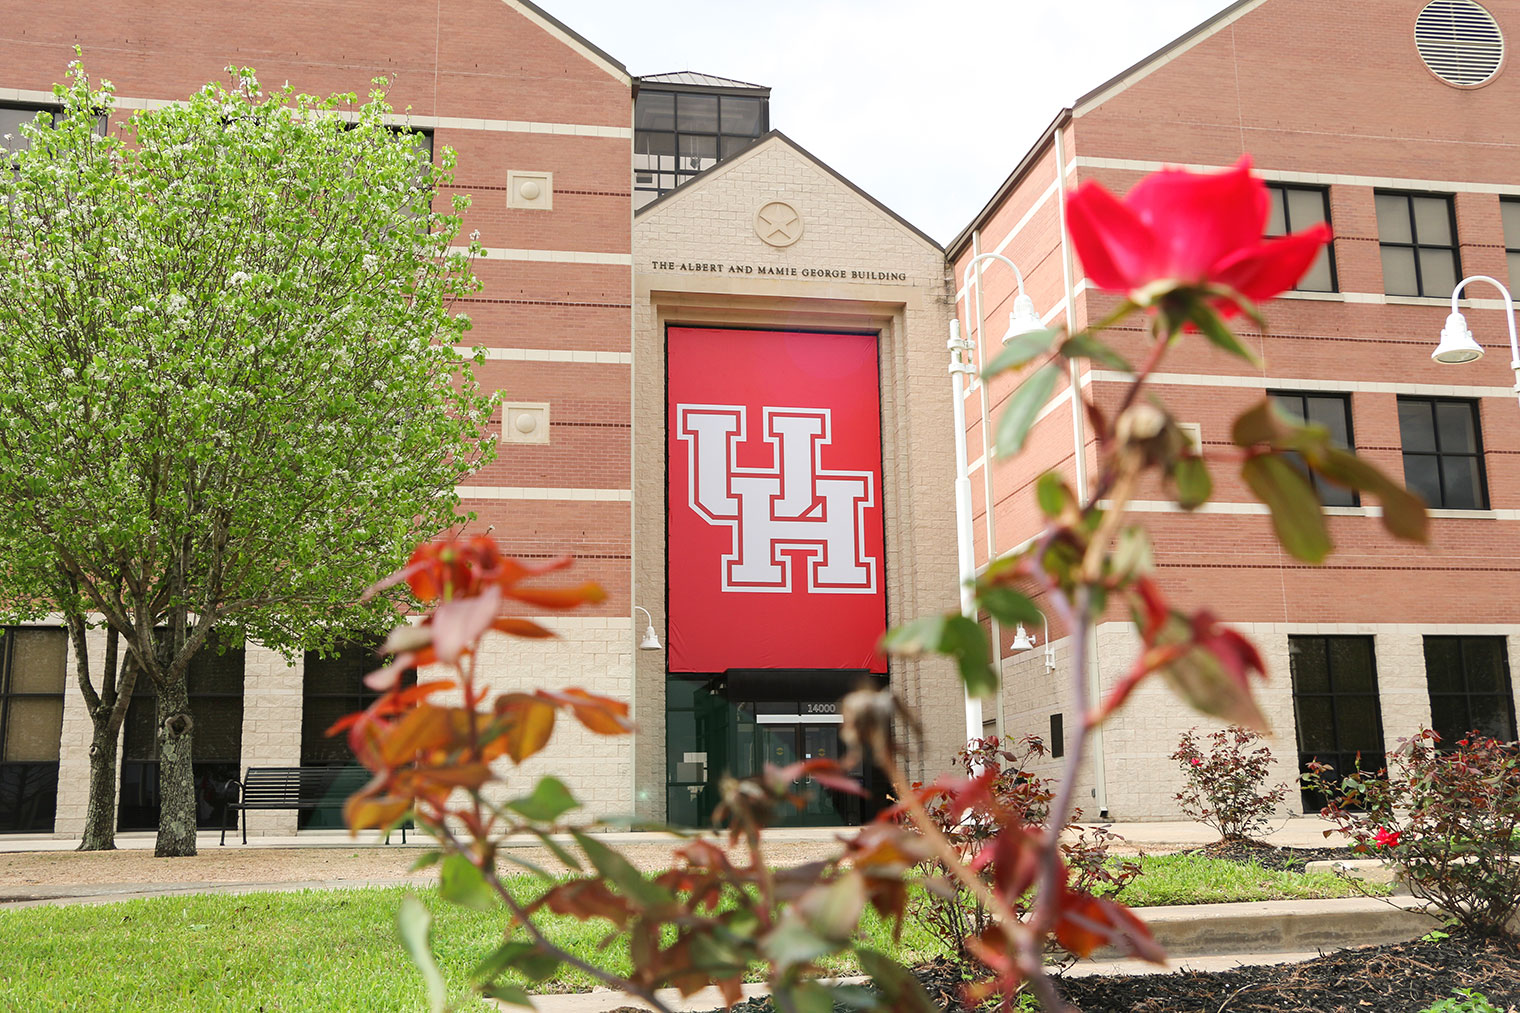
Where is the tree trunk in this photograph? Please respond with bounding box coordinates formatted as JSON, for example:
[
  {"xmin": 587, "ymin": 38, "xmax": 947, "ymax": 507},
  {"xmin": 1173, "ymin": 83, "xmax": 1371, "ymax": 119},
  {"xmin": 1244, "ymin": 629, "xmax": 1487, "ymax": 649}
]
[
  {"xmin": 154, "ymin": 677, "xmax": 197, "ymax": 857},
  {"xmin": 78, "ymin": 721, "xmax": 120, "ymax": 851}
]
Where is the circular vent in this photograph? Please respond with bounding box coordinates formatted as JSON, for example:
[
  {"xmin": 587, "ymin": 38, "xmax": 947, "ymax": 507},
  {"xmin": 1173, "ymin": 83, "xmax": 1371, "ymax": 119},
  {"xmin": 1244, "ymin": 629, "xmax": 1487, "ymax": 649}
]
[{"xmin": 1416, "ymin": 0, "xmax": 1505, "ymax": 86}]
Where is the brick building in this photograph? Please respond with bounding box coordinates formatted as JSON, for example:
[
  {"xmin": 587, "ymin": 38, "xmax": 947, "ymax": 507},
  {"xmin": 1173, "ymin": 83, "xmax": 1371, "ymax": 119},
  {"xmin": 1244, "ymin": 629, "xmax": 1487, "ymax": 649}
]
[
  {"xmin": 0, "ymin": 1, "xmax": 964, "ymax": 837},
  {"xmin": 951, "ymin": 0, "xmax": 1520, "ymax": 818}
]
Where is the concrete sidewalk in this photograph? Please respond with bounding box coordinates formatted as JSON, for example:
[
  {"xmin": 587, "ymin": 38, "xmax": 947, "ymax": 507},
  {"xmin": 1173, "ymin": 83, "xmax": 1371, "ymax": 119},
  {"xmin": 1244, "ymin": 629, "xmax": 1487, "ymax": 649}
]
[{"xmin": 0, "ymin": 816, "xmax": 1351, "ymax": 854}]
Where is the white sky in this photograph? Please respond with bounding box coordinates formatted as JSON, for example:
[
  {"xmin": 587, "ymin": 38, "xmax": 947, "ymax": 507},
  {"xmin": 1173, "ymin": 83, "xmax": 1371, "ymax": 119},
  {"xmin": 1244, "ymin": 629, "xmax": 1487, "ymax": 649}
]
[{"xmin": 551, "ymin": 0, "xmax": 1232, "ymax": 244}]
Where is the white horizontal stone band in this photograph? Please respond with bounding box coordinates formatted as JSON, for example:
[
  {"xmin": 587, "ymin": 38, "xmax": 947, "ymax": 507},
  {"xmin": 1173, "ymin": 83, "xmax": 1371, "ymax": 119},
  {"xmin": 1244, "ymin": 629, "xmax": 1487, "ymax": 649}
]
[
  {"xmin": 455, "ymin": 247, "xmax": 634, "ymax": 264},
  {"xmin": 0, "ymin": 88, "xmax": 633, "ymax": 139},
  {"xmin": 1074, "ymin": 155, "xmax": 1520, "ymax": 197},
  {"xmin": 1112, "ymin": 499, "xmax": 1520, "ymax": 521},
  {"xmin": 457, "ymin": 486, "xmax": 630, "ymax": 501},
  {"xmin": 457, "ymin": 346, "xmax": 630, "ymax": 364},
  {"xmin": 1089, "ymin": 370, "xmax": 1517, "ymax": 399}
]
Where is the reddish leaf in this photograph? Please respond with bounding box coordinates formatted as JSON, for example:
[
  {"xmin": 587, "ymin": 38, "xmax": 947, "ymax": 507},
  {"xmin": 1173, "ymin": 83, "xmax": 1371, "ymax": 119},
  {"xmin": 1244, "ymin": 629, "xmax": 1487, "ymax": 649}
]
[
  {"xmin": 378, "ymin": 704, "xmax": 457, "ymax": 767},
  {"xmin": 506, "ymin": 581, "xmax": 607, "ymax": 610},
  {"xmin": 490, "ymin": 617, "xmax": 556, "ymax": 639},
  {"xmin": 496, "ymin": 694, "xmax": 557, "ymax": 763},
  {"xmin": 548, "ymin": 688, "xmax": 633, "ymax": 735},
  {"xmin": 344, "ymin": 793, "xmax": 410, "ymax": 833}
]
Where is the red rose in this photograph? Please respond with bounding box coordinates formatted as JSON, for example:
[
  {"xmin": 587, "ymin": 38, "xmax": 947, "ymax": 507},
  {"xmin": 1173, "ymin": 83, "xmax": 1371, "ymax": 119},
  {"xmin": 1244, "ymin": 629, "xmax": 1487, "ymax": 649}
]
[
  {"xmin": 1066, "ymin": 156, "xmax": 1332, "ymax": 316},
  {"xmin": 1373, "ymin": 827, "xmax": 1401, "ymax": 849}
]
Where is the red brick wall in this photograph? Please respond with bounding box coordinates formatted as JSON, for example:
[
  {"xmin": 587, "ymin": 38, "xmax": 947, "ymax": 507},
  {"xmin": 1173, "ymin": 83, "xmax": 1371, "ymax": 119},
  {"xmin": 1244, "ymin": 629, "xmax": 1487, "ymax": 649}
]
[{"xmin": 0, "ymin": 0, "xmax": 635, "ymax": 615}]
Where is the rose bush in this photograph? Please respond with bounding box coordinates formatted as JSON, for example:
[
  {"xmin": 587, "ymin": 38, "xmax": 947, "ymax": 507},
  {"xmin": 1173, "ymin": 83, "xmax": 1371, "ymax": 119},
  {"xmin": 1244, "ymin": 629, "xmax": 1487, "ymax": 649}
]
[
  {"xmin": 1171, "ymin": 726, "xmax": 1289, "ymax": 843},
  {"xmin": 345, "ymin": 158, "xmax": 1427, "ymax": 1012},
  {"xmin": 1304, "ymin": 730, "xmax": 1520, "ymax": 939}
]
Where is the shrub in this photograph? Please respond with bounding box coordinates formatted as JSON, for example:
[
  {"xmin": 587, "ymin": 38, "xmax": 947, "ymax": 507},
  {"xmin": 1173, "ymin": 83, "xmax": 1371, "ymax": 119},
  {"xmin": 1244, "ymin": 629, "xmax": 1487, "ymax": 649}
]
[
  {"xmin": 1423, "ymin": 988, "xmax": 1500, "ymax": 1013},
  {"xmin": 1304, "ymin": 729, "xmax": 1520, "ymax": 939},
  {"xmin": 906, "ymin": 736, "xmax": 1141, "ymax": 962},
  {"xmin": 1170, "ymin": 726, "xmax": 1289, "ymax": 843}
]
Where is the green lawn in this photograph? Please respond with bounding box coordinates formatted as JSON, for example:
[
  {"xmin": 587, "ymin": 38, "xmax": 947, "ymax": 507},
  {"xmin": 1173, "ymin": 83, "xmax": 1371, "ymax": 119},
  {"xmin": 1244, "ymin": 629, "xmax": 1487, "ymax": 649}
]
[{"xmin": 0, "ymin": 856, "xmax": 1385, "ymax": 1012}]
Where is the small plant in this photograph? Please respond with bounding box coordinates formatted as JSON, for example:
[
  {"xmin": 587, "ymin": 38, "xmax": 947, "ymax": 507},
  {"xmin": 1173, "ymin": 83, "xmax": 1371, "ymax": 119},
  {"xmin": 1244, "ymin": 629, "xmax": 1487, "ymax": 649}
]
[
  {"xmin": 1304, "ymin": 729, "xmax": 1520, "ymax": 939},
  {"xmin": 905, "ymin": 736, "xmax": 1141, "ymax": 965},
  {"xmin": 1171, "ymin": 726, "xmax": 1289, "ymax": 842},
  {"xmin": 1423, "ymin": 988, "xmax": 1500, "ymax": 1013}
]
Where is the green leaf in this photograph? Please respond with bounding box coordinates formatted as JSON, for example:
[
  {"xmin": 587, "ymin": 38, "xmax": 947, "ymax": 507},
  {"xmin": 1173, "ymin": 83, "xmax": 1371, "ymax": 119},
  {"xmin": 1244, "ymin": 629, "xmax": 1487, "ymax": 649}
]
[
  {"xmin": 571, "ymin": 830, "xmax": 674, "ymax": 909},
  {"xmin": 409, "ymin": 850, "xmax": 442, "ymax": 873},
  {"xmin": 882, "ymin": 614, "xmax": 995, "ymax": 697},
  {"xmin": 855, "ymin": 949, "xmax": 939, "ymax": 1013},
  {"xmin": 880, "ymin": 615, "xmax": 947, "ymax": 658},
  {"xmin": 1060, "ymin": 333, "xmax": 1133, "ymax": 371},
  {"xmin": 528, "ymin": 828, "xmax": 583, "ymax": 873},
  {"xmin": 993, "ymin": 363, "xmax": 1060, "ymax": 457},
  {"xmin": 942, "ymin": 615, "xmax": 996, "ymax": 699},
  {"xmin": 482, "ymin": 983, "xmax": 535, "ymax": 1008},
  {"xmin": 1231, "ymin": 399, "xmax": 1282, "ymax": 447},
  {"xmin": 1243, "ymin": 453, "xmax": 1331, "ymax": 563},
  {"xmin": 396, "ymin": 895, "xmax": 447, "ymax": 1013},
  {"xmin": 978, "ymin": 586, "xmax": 1043, "ymax": 628},
  {"xmin": 506, "ymin": 776, "xmax": 580, "ymax": 822},
  {"xmin": 1312, "ymin": 446, "xmax": 1429, "ymax": 543},
  {"xmin": 761, "ymin": 914, "xmax": 835, "ymax": 971},
  {"xmin": 782, "ymin": 982, "xmax": 838, "ymax": 1013},
  {"xmin": 439, "ymin": 853, "xmax": 498, "ymax": 912},
  {"xmin": 798, "ymin": 871, "xmax": 867, "ymax": 941},
  {"xmin": 1189, "ymin": 302, "xmax": 1262, "ymax": 367},
  {"xmin": 1172, "ymin": 455, "xmax": 1213, "ymax": 510},
  {"xmin": 474, "ymin": 940, "xmax": 561, "ymax": 983},
  {"xmin": 980, "ymin": 327, "xmax": 1062, "ymax": 379},
  {"xmin": 1035, "ymin": 470, "xmax": 1074, "ymax": 518},
  {"xmin": 497, "ymin": 850, "xmax": 555, "ymax": 881}
]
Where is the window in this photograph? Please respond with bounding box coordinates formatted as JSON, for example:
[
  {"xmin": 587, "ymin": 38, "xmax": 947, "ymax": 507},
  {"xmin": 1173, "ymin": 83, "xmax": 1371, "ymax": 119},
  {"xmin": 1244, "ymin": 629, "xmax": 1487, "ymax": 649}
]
[
  {"xmin": 634, "ymin": 88, "xmax": 767, "ymax": 209},
  {"xmin": 1502, "ymin": 198, "xmax": 1520, "ymax": 286},
  {"xmin": 1290, "ymin": 636, "xmax": 1386, "ymax": 812},
  {"xmin": 1397, "ymin": 396, "xmax": 1487, "ymax": 509},
  {"xmin": 1265, "ymin": 185, "xmax": 1336, "ymax": 292},
  {"xmin": 1376, "ymin": 191, "xmax": 1460, "ymax": 297},
  {"xmin": 119, "ymin": 642, "xmax": 244, "ymax": 832},
  {"xmin": 300, "ymin": 643, "xmax": 414, "ymax": 828},
  {"xmin": 0, "ymin": 628, "xmax": 66, "ymax": 833},
  {"xmin": 1424, "ymin": 636, "xmax": 1517, "ymax": 745},
  {"xmin": 1268, "ymin": 391, "xmax": 1358, "ymax": 506},
  {"xmin": 0, "ymin": 103, "xmax": 108, "ymax": 165}
]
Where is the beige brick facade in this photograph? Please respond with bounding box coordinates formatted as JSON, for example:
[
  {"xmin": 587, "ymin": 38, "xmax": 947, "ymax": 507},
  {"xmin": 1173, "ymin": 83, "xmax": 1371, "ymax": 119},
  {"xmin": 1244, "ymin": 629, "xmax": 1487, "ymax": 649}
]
[{"xmin": 631, "ymin": 134, "xmax": 964, "ymax": 818}]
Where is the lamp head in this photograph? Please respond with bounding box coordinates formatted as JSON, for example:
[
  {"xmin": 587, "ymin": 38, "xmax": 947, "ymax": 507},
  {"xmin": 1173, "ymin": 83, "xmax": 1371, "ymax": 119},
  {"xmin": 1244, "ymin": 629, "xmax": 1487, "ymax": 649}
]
[
  {"xmin": 639, "ymin": 624, "xmax": 662, "ymax": 651},
  {"xmin": 1001, "ymin": 294, "xmax": 1043, "ymax": 343},
  {"xmin": 1433, "ymin": 311, "xmax": 1484, "ymax": 364},
  {"xmin": 1010, "ymin": 623, "xmax": 1036, "ymax": 651}
]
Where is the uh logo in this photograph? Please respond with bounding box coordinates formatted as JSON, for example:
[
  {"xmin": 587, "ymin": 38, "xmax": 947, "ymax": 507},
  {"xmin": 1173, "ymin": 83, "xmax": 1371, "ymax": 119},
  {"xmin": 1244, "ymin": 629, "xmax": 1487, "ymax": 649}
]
[{"xmin": 676, "ymin": 404, "xmax": 877, "ymax": 594}]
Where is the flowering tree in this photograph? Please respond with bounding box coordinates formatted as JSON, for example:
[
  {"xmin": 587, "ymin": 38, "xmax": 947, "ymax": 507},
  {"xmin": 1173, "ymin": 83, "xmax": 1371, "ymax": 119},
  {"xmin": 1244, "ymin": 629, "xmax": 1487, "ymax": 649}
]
[
  {"xmin": 0, "ymin": 65, "xmax": 495, "ymax": 855},
  {"xmin": 345, "ymin": 158, "xmax": 1430, "ymax": 1011}
]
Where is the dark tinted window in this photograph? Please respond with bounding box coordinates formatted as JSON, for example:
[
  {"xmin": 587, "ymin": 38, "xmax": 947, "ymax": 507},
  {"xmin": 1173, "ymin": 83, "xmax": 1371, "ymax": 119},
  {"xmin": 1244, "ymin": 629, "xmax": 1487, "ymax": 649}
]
[
  {"xmin": 1424, "ymin": 636, "xmax": 1516, "ymax": 745},
  {"xmin": 1376, "ymin": 192, "xmax": 1460, "ymax": 297},
  {"xmin": 0, "ymin": 627, "xmax": 66, "ymax": 833},
  {"xmin": 1397, "ymin": 397, "xmax": 1487, "ymax": 509},
  {"xmin": 634, "ymin": 87, "xmax": 768, "ymax": 209},
  {"xmin": 1290, "ymin": 636, "xmax": 1386, "ymax": 811}
]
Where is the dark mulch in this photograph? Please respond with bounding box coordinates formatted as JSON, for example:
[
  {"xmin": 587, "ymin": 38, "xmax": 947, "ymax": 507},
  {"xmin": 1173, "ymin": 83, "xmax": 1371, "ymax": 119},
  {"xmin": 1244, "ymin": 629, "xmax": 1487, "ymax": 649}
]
[
  {"xmin": 716, "ymin": 934, "xmax": 1520, "ymax": 1012},
  {"xmin": 910, "ymin": 935, "xmax": 1520, "ymax": 1012},
  {"xmin": 1178, "ymin": 838, "xmax": 1358, "ymax": 872}
]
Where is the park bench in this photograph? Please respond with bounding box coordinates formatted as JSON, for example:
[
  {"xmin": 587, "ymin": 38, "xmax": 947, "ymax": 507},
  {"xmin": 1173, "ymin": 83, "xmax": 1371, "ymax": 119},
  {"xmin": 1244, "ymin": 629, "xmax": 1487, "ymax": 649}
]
[{"xmin": 221, "ymin": 765, "xmax": 410, "ymax": 845}]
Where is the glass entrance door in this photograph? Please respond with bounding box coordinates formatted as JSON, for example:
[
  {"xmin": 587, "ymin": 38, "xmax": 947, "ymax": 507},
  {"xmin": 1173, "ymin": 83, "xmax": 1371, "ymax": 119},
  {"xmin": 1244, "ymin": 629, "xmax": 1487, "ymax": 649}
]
[{"xmin": 754, "ymin": 721, "xmax": 860, "ymax": 826}]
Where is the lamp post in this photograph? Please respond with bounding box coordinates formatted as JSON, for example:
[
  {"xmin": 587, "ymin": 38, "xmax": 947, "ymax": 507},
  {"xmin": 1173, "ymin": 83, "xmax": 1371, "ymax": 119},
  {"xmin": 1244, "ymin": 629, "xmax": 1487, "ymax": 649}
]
[
  {"xmin": 1010, "ymin": 610, "xmax": 1057, "ymax": 673},
  {"xmin": 633, "ymin": 606, "xmax": 662, "ymax": 651},
  {"xmin": 949, "ymin": 252, "xmax": 1044, "ymax": 747},
  {"xmin": 1431, "ymin": 274, "xmax": 1520, "ymax": 408}
]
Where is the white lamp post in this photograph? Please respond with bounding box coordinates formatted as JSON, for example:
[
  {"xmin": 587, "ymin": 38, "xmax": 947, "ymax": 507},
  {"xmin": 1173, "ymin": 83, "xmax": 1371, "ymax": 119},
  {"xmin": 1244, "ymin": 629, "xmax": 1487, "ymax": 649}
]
[
  {"xmin": 949, "ymin": 252, "xmax": 1044, "ymax": 747},
  {"xmin": 1432, "ymin": 274, "xmax": 1520, "ymax": 407},
  {"xmin": 1009, "ymin": 610, "xmax": 1057, "ymax": 673},
  {"xmin": 633, "ymin": 606, "xmax": 662, "ymax": 651}
]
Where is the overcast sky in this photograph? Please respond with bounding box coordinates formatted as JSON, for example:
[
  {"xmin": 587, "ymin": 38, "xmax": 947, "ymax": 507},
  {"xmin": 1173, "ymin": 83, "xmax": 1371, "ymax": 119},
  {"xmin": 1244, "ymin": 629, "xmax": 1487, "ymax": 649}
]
[{"xmin": 550, "ymin": 0, "xmax": 1230, "ymax": 244}]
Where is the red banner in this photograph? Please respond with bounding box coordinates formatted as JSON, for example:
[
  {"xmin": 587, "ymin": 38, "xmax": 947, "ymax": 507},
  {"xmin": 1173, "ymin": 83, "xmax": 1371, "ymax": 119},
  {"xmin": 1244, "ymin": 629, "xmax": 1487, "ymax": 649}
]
[{"xmin": 667, "ymin": 327, "xmax": 887, "ymax": 674}]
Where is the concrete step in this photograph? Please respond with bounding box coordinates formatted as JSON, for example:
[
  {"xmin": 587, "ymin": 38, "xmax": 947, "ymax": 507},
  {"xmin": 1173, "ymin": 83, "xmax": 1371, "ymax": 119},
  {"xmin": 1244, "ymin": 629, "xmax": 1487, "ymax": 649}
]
[{"xmin": 1096, "ymin": 894, "xmax": 1437, "ymax": 959}]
